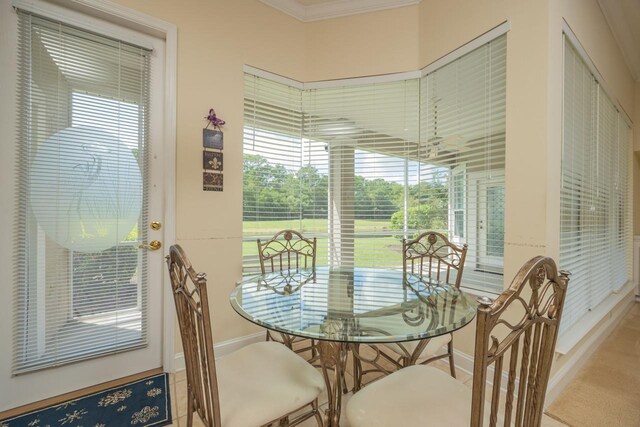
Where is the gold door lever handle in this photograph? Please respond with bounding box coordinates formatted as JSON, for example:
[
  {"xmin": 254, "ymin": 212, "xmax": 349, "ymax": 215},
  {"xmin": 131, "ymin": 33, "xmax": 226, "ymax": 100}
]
[{"xmin": 138, "ymin": 240, "xmax": 162, "ymax": 251}]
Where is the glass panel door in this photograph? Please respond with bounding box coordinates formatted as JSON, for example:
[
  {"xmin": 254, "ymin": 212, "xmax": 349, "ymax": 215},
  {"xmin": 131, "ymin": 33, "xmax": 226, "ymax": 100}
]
[{"xmin": 477, "ymin": 180, "xmax": 505, "ymax": 272}]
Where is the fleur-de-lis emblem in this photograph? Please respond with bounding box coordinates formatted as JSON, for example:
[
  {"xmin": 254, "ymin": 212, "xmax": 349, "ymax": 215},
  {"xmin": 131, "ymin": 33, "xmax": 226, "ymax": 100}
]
[{"xmin": 208, "ymin": 157, "xmax": 221, "ymax": 170}]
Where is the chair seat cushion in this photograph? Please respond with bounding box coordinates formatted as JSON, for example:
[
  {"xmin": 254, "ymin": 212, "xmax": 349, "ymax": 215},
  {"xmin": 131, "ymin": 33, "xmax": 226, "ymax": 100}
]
[
  {"xmin": 217, "ymin": 341, "xmax": 324, "ymax": 427},
  {"xmin": 347, "ymin": 365, "xmax": 472, "ymax": 427}
]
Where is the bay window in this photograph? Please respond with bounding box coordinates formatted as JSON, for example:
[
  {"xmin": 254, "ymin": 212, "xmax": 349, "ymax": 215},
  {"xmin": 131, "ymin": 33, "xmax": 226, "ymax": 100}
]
[{"xmin": 243, "ymin": 33, "xmax": 507, "ymax": 294}]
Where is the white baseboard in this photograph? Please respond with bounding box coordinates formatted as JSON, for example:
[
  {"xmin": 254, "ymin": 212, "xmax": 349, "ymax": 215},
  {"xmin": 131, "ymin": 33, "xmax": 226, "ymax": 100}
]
[
  {"xmin": 545, "ymin": 294, "xmax": 636, "ymax": 407},
  {"xmin": 452, "ymin": 348, "xmax": 474, "ymax": 377},
  {"xmin": 173, "ymin": 331, "xmax": 266, "ymax": 372},
  {"xmin": 174, "ymin": 352, "xmax": 185, "ymax": 372}
]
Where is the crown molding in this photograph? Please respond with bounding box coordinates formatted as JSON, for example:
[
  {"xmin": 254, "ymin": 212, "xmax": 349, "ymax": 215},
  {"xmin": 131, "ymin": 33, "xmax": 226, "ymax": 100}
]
[
  {"xmin": 261, "ymin": 0, "xmax": 421, "ymax": 22},
  {"xmin": 261, "ymin": 0, "xmax": 308, "ymax": 21}
]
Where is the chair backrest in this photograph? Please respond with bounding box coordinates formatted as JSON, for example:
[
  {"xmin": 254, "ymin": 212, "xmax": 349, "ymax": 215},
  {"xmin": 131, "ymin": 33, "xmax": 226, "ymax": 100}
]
[
  {"xmin": 257, "ymin": 229, "xmax": 317, "ymax": 274},
  {"xmin": 471, "ymin": 256, "xmax": 570, "ymax": 427},
  {"xmin": 166, "ymin": 245, "xmax": 221, "ymax": 427},
  {"xmin": 403, "ymin": 231, "xmax": 468, "ymax": 287}
]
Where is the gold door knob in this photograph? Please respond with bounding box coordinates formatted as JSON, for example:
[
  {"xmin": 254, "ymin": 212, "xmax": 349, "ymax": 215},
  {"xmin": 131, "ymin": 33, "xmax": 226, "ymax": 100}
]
[
  {"xmin": 150, "ymin": 221, "xmax": 162, "ymax": 231},
  {"xmin": 138, "ymin": 240, "xmax": 162, "ymax": 251}
]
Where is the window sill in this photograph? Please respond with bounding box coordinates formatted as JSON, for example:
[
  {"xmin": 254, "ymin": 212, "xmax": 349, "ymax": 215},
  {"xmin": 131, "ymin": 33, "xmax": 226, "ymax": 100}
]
[
  {"xmin": 460, "ymin": 286, "xmax": 501, "ymax": 301},
  {"xmin": 555, "ymin": 280, "xmax": 635, "ymax": 355}
]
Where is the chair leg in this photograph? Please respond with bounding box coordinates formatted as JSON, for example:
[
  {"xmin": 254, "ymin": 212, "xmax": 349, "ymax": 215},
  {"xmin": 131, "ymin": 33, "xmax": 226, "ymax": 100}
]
[
  {"xmin": 280, "ymin": 333, "xmax": 294, "ymax": 350},
  {"xmin": 448, "ymin": 340, "xmax": 456, "ymax": 378},
  {"xmin": 352, "ymin": 344, "xmax": 362, "ymax": 392},
  {"xmin": 401, "ymin": 356, "xmax": 410, "ymax": 368},
  {"xmin": 186, "ymin": 390, "xmax": 194, "ymax": 427},
  {"xmin": 312, "ymin": 399, "xmax": 324, "ymax": 427}
]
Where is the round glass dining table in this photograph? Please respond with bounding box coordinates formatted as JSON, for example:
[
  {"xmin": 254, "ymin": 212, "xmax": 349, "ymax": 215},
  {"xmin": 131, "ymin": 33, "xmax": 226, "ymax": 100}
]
[{"xmin": 230, "ymin": 266, "xmax": 478, "ymax": 426}]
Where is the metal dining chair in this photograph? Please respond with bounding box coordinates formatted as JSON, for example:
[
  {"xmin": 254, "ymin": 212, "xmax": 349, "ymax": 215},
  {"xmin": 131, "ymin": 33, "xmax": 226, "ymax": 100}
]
[
  {"xmin": 258, "ymin": 229, "xmax": 317, "ymax": 273},
  {"xmin": 359, "ymin": 231, "xmax": 468, "ymax": 383},
  {"xmin": 346, "ymin": 256, "xmax": 570, "ymax": 427},
  {"xmin": 257, "ymin": 229, "xmax": 317, "ymax": 356},
  {"xmin": 166, "ymin": 244, "xmax": 324, "ymax": 427}
]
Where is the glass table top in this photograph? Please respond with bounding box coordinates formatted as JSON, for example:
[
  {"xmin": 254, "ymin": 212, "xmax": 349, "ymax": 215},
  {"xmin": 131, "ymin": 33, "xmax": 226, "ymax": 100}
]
[{"xmin": 230, "ymin": 267, "xmax": 478, "ymax": 343}]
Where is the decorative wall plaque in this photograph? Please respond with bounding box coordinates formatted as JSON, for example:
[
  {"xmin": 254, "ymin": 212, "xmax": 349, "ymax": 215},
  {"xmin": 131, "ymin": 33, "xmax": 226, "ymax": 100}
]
[
  {"xmin": 203, "ymin": 172, "xmax": 223, "ymax": 191},
  {"xmin": 203, "ymin": 151, "xmax": 223, "ymax": 171},
  {"xmin": 202, "ymin": 108, "xmax": 225, "ymax": 191},
  {"xmin": 203, "ymin": 128, "xmax": 223, "ymax": 149}
]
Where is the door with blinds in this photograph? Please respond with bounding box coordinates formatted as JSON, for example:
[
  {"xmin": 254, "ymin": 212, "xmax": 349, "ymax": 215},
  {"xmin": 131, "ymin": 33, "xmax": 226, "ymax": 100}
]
[
  {"xmin": 476, "ymin": 176, "xmax": 505, "ymax": 271},
  {"xmin": 0, "ymin": 9, "xmax": 166, "ymax": 410}
]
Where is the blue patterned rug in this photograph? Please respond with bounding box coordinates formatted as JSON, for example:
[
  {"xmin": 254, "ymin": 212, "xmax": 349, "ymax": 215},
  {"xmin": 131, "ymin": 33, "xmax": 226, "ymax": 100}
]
[{"xmin": 1, "ymin": 373, "xmax": 172, "ymax": 427}]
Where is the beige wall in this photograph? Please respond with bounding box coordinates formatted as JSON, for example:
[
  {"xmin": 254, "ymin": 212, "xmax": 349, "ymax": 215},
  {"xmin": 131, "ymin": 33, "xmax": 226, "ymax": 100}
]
[
  {"xmin": 105, "ymin": 0, "xmax": 637, "ymax": 361},
  {"xmin": 304, "ymin": 5, "xmax": 420, "ymax": 80}
]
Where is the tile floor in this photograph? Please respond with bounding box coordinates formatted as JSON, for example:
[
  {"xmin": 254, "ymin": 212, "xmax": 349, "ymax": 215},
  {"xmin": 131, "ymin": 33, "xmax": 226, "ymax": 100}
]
[
  {"xmin": 545, "ymin": 303, "xmax": 640, "ymax": 426},
  {"xmin": 166, "ymin": 348, "xmax": 568, "ymax": 426}
]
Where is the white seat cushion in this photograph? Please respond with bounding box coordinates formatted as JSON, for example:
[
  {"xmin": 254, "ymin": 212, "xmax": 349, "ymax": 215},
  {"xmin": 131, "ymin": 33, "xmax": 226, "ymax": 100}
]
[
  {"xmin": 216, "ymin": 341, "xmax": 324, "ymax": 427},
  {"xmin": 347, "ymin": 365, "xmax": 472, "ymax": 427}
]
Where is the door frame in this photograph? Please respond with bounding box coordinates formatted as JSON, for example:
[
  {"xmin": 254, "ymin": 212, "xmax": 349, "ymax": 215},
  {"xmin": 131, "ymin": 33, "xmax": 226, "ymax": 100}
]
[{"xmin": 0, "ymin": 0, "xmax": 177, "ymax": 409}]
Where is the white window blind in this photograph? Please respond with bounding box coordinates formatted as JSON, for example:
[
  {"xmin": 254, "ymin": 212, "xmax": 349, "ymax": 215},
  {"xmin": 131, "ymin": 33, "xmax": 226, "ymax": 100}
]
[
  {"xmin": 15, "ymin": 11, "xmax": 151, "ymax": 373},
  {"xmin": 243, "ymin": 74, "xmax": 318, "ymax": 272},
  {"xmin": 420, "ymin": 34, "xmax": 506, "ymax": 292},
  {"xmin": 560, "ymin": 37, "xmax": 632, "ymax": 332},
  {"xmin": 303, "ymin": 80, "xmax": 420, "ymax": 269},
  {"xmin": 243, "ymin": 34, "xmax": 507, "ymax": 294}
]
